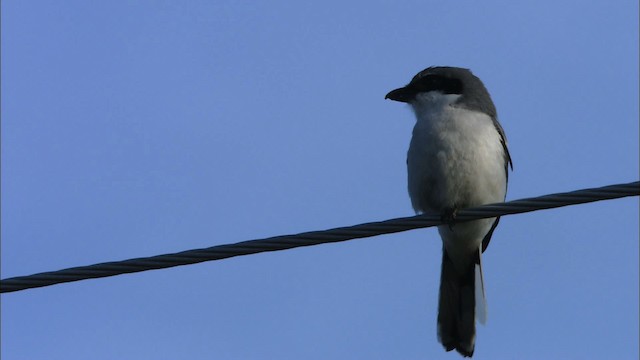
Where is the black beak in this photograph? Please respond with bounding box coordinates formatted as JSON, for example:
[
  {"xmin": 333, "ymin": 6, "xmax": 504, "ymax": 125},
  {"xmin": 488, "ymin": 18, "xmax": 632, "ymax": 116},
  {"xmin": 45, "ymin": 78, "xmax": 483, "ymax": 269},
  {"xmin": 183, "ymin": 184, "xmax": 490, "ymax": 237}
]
[{"xmin": 385, "ymin": 86, "xmax": 415, "ymax": 103}]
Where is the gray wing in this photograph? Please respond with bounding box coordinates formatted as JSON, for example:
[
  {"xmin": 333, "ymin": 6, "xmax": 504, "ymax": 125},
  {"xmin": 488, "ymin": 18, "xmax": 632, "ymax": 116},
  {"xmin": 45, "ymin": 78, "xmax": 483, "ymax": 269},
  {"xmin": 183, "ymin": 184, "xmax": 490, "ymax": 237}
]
[
  {"xmin": 492, "ymin": 117, "xmax": 513, "ymax": 176},
  {"xmin": 482, "ymin": 117, "xmax": 512, "ymax": 253}
]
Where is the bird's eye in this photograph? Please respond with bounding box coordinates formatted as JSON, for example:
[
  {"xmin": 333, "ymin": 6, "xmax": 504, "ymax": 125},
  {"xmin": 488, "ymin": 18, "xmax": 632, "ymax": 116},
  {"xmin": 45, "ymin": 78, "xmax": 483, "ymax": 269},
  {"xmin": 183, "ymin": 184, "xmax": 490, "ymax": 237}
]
[{"xmin": 413, "ymin": 75, "xmax": 462, "ymax": 95}]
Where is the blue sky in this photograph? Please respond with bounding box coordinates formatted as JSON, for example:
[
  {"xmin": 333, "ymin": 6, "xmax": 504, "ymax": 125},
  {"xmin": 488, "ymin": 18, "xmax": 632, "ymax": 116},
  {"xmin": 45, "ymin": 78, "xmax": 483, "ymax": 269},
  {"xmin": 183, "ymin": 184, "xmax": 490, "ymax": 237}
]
[{"xmin": 1, "ymin": 1, "xmax": 638, "ymax": 359}]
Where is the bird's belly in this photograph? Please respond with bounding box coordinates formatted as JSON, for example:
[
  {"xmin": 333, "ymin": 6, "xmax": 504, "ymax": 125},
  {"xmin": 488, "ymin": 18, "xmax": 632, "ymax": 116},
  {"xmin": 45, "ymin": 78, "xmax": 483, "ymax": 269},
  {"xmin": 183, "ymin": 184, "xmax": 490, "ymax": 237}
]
[
  {"xmin": 407, "ymin": 109, "xmax": 506, "ymax": 213},
  {"xmin": 407, "ymin": 108, "xmax": 507, "ymax": 268}
]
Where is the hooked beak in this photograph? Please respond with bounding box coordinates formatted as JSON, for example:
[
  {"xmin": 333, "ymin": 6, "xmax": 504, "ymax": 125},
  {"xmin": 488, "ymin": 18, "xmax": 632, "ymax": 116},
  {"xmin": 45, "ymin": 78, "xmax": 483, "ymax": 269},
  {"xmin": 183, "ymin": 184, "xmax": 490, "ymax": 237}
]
[{"xmin": 385, "ymin": 86, "xmax": 415, "ymax": 103}]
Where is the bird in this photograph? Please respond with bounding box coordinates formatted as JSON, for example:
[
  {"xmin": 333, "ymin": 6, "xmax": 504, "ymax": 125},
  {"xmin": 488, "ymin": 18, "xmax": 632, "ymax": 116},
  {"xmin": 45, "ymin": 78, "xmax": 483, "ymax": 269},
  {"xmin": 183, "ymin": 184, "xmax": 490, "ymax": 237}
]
[{"xmin": 385, "ymin": 66, "xmax": 512, "ymax": 357}]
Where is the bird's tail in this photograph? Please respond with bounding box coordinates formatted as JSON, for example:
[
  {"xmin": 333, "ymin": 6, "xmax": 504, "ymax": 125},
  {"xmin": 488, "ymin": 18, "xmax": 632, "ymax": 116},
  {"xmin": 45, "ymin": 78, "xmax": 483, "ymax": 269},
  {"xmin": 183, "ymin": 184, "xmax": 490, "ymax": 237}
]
[{"xmin": 437, "ymin": 249, "xmax": 486, "ymax": 357}]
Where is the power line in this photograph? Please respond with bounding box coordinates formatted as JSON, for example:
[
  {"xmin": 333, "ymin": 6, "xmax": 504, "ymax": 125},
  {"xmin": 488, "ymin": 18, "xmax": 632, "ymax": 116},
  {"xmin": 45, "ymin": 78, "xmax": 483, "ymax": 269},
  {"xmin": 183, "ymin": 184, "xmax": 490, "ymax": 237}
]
[{"xmin": 1, "ymin": 181, "xmax": 638, "ymax": 294}]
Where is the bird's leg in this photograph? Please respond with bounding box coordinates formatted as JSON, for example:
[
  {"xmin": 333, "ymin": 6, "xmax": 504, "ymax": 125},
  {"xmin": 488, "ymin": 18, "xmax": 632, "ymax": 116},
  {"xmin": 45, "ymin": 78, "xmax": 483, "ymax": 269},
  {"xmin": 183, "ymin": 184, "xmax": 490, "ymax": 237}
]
[{"xmin": 441, "ymin": 206, "xmax": 458, "ymax": 230}]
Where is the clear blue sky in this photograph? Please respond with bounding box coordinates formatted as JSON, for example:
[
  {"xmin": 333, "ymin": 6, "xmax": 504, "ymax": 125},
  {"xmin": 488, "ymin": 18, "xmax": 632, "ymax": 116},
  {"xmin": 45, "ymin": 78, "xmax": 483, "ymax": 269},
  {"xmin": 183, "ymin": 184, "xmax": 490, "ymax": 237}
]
[{"xmin": 2, "ymin": 1, "xmax": 638, "ymax": 359}]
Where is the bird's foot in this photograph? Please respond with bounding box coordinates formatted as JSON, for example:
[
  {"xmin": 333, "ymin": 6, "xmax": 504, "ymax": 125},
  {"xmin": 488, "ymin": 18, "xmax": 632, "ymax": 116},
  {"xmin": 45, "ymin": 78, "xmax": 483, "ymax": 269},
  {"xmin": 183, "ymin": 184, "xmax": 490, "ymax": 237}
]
[{"xmin": 441, "ymin": 207, "xmax": 458, "ymax": 230}]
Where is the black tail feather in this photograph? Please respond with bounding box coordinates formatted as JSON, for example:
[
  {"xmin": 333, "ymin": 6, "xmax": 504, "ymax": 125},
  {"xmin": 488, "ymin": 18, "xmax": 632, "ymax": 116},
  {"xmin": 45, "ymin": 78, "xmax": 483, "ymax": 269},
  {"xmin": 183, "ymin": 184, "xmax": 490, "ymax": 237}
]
[{"xmin": 437, "ymin": 250, "xmax": 476, "ymax": 357}]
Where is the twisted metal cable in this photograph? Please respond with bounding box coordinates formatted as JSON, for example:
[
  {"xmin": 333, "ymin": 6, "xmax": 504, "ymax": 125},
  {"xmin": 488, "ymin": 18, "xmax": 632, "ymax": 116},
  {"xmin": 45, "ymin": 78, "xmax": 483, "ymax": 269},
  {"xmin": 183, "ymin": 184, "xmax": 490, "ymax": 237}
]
[{"xmin": 1, "ymin": 181, "xmax": 638, "ymax": 294}]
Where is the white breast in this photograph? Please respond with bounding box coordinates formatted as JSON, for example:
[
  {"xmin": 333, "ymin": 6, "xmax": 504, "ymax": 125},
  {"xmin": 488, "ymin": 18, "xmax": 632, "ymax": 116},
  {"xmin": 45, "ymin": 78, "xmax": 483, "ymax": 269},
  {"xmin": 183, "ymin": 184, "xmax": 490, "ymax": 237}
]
[
  {"xmin": 407, "ymin": 92, "xmax": 507, "ymax": 265},
  {"xmin": 407, "ymin": 93, "xmax": 506, "ymax": 213}
]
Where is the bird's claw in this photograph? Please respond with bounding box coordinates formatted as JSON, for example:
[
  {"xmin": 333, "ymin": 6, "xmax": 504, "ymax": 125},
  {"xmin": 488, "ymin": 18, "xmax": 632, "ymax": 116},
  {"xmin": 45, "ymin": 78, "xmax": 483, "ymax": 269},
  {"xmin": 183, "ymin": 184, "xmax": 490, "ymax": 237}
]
[{"xmin": 441, "ymin": 207, "xmax": 458, "ymax": 230}]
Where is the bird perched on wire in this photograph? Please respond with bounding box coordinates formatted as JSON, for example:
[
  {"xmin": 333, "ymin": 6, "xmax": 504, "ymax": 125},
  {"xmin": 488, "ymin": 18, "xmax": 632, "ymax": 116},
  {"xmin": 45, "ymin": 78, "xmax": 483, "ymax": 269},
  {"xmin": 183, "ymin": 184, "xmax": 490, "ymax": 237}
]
[{"xmin": 385, "ymin": 66, "xmax": 512, "ymax": 357}]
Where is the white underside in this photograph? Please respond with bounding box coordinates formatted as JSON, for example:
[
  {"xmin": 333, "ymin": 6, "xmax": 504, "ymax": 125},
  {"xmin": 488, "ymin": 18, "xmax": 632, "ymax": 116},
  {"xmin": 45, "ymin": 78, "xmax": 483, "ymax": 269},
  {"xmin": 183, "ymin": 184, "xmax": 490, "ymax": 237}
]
[{"xmin": 407, "ymin": 92, "xmax": 507, "ymax": 272}]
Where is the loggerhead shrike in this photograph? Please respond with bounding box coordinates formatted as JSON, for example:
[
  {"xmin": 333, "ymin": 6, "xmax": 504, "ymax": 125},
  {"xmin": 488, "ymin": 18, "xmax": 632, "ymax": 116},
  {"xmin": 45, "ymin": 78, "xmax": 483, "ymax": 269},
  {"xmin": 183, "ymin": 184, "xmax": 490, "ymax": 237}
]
[{"xmin": 385, "ymin": 66, "xmax": 512, "ymax": 357}]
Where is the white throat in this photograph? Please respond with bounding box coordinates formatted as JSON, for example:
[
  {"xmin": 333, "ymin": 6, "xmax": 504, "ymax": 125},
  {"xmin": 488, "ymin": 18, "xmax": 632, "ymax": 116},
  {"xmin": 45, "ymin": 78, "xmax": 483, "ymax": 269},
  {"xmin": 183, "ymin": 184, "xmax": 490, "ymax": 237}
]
[{"xmin": 410, "ymin": 91, "xmax": 462, "ymax": 119}]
